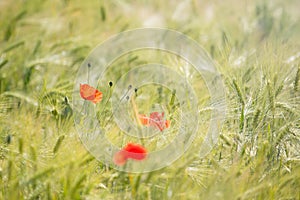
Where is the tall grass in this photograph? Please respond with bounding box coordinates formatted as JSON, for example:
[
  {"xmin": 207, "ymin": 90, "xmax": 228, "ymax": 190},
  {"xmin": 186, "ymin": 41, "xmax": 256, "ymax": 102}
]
[{"xmin": 1, "ymin": 0, "xmax": 299, "ymax": 199}]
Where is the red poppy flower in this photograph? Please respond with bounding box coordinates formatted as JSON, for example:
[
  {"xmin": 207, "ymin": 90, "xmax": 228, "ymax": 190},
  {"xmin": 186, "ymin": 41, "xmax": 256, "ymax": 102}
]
[
  {"xmin": 79, "ymin": 84, "xmax": 103, "ymax": 104},
  {"xmin": 138, "ymin": 112, "xmax": 170, "ymax": 131},
  {"xmin": 113, "ymin": 143, "xmax": 147, "ymax": 166}
]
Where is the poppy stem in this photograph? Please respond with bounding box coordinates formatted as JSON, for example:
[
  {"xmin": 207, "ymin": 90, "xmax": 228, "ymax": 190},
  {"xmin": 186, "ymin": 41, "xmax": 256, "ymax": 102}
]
[
  {"xmin": 103, "ymin": 85, "xmax": 132, "ymax": 128},
  {"xmin": 87, "ymin": 63, "xmax": 91, "ymax": 84},
  {"xmin": 98, "ymin": 83, "xmax": 113, "ymax": 119},
  {"xmin": 131, "ymin": 95, "xmax": 141, "ymax": 127},
  {"xmin": 128, "ymin": 173, "xmax": 136, "ymax": 198},
  {"xmin": 133, "ymin": 174, "xmax": 142, "ymax": 197},
  {"xmin": 131, "ymin": 95, "xmax": 145, "ymax": 145}
]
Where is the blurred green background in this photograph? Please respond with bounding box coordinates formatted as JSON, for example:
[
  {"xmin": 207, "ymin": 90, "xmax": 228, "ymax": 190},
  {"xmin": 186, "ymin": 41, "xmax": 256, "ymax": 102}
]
[{"xmin": 0, "ymin": 0, "xmax": 300, "ymax": 199}]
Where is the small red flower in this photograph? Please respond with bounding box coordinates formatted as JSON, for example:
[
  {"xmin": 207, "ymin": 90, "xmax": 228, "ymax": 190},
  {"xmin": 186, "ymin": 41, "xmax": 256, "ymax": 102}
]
[
  {"xmin": 138, "ymin": 112, "xmax": 170, "ymax": 131},
  {"xmin": 113, "ymin": 143, "xmax": 147, "ymax": 166},
  {"xmin": 79, "ymin": 84, "xmax": 103, "ymax": 104}
]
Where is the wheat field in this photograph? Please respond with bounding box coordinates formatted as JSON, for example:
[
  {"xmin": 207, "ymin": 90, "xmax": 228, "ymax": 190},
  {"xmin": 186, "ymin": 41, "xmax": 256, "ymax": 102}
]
[{"xmin": 0, "ymin": 0, "xmax": 300, "ymax": 199}]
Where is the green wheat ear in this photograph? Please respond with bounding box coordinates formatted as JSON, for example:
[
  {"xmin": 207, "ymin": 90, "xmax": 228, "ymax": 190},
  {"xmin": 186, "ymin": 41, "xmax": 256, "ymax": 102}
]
[
  {"xmin": 232, "ymin": 79, "xmax": 244, "ymax": 105},
  {"xmin": 1, "ymin": 41, "xmax": 25, "ymax": 53},
  {"xmin": 53, "ymin": 135, "xmax": 65, "ymax": 154}
]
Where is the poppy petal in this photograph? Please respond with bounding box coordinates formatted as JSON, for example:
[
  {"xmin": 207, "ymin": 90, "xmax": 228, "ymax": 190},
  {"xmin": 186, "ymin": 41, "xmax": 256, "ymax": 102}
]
[
  {"xmin": 165, "ymin": 120, "xmax": 170, "ymax": 128},
  {"xmin": 138, "ymin": 114, "xmax": 149, "ymax": 125},
  {"xmin": 139, "ymin": 112, "xmax": 170, "ymax": 131},
  {"xmin": 92, "ymin": 90, "xmax": 103, "ymax": 103},
  {"xmin": 149, "ymin": 112, "xmax": 165, "ymax": 131},
  {"xmin": 113, "ymin": 151, "xmax": 127, "ymax": 166},
  {"xmin": 80, "ymin": 84, "xmax": 103, "ymax": 104},
  {"xmin": 124, "ymin": 143, "xmax": 147, "ymax": 160},
  {"xmin": 113, "ymin": 143, "xmax": 147, "ymax": 166}
]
